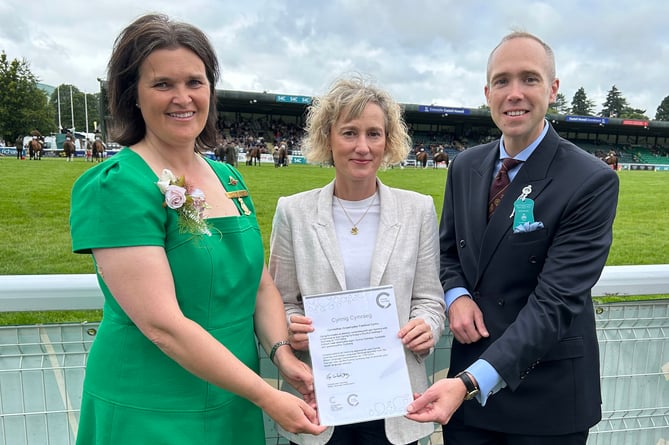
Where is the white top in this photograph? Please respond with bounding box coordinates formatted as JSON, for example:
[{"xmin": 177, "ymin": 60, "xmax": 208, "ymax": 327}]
[{"xmin": 332, "ymin": 192, "xmax": 380, "ymax": 290}]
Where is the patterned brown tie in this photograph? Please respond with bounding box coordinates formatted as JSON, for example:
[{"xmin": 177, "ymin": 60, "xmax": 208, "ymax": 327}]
[{"xmin": 488, "ymin": 158, "xmax": 522, "ymax": 219}]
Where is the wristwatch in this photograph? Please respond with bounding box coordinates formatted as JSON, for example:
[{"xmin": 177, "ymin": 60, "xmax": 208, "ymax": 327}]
[{"xmin": 455, "ymin": 371, "xmax": 480, "ymax": 400}]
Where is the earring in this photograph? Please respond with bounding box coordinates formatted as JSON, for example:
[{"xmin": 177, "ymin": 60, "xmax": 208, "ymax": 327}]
[{"xmin": 135, "ymin": 103, "xmax": 140, "ymax": 108}]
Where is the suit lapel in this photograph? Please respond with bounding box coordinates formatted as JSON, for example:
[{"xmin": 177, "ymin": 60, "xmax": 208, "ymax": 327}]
[
  {"xmin": 369, "ymin": 181, "xmax": 400, "ymax": 287},
  {"xmin": 476, "ymin": 126, "xmax": 560, "ymax": 285},
  {"xmin": 460, "ymin": 145, "xmax": 498, "ymax": 275},
  {"xmin": 314, "ymin": 181, "xmax": 347, "ymax": 290}
]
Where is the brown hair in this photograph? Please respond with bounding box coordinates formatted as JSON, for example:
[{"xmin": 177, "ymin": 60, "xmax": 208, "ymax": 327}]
[{"xmin": 106, "ymin": 13, "xmax": 220, "ymax": 151}]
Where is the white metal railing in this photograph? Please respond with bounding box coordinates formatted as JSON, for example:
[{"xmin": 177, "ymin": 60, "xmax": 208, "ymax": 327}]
[
  {"xmin": 0, "ymin": 267, "xmax": 668, "ymax": 445},
  {"xmin": 2, "ymin": 265, "xmax": 668, "ymax": 312}
]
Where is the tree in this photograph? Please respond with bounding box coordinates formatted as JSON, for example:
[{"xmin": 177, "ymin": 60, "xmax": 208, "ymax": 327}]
[
  {"xmin": 0, "ymin": 52, "xmax": 56, "ymax": 143},
  {"xmin": 600, "ymin": 85, "xmax": 628, "ymax": 118},
  {"xmin": 655, "ymin": 95, "xmax": 669, "ymax": 121},
  {"xmin": 549, "ymin": 92, "xmax": 569, "ymax": 114},
  {"xmin": 619, "ymin": 107, "xmax": 648, "ymax": 120},
  {"xmin": 50, "ymin": 84, "xmax": 100, "ymax": 133},
  {"xmin": 570, "ymin": 87, "xmax": 595, "ymax": 116}
]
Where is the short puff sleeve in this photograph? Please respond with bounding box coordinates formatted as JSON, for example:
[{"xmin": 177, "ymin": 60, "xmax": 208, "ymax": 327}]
[{"xmin": 70, "ymin": 154, "xmax": 166, "ymax": 254}]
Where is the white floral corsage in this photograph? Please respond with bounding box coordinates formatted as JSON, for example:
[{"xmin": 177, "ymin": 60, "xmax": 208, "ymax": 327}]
[{"xmin": 156, "ymin": 169, "xmax": 211, "ymax": 236}]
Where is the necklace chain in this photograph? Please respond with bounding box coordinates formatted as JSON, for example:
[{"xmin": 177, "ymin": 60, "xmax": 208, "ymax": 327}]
[{"xmin": 335, "ymin": 194, "xmax": 376, "ymax": 235}]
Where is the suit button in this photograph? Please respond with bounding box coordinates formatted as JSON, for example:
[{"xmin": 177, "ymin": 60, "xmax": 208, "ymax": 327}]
[
  {"xmin": 497, "ymin": 299, "xmax": 504, "ymax": 306},
  {"xmin": 529, "ymin": 256, "xmax": 537, "ymax": 264},
  {"xmin": 473, "ymin": 291, "xmax": 480, "ymax": 299},
  {"xmin": 459, "ymin": 240, "xmax": 466, "ymax": 248}
]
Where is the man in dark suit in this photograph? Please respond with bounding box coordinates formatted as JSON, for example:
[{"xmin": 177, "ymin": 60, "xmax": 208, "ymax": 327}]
[{"xmin": 406, "ymin": 31, "xmax": 619, "ymax": 445}]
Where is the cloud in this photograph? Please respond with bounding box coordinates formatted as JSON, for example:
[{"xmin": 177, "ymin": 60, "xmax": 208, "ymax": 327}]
[{"xmin": 1, "ymin": 0, "xmax": 667, "ymax": 116}]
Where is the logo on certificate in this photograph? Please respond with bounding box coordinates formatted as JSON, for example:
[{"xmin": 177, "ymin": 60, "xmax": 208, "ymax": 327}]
[{"xmin": 376, "ymin": 291, "xmax": 392, "ymax": 309}]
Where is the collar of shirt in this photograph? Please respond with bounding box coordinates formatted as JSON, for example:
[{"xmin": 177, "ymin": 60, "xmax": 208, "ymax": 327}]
[{"xmin": 495, "ymin": 119, "xmax": 550, "ymax": 181}]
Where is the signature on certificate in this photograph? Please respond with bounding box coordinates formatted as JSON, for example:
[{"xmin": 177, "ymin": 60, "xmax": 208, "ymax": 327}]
[{"xmin": 326, "ymin": 372, "xmax": 351, "ymax": 380}]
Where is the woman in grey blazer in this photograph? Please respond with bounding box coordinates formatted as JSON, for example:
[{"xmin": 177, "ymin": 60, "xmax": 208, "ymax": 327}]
[{"xmin": 269, "ymin": 75, "xmax": 445, "ymax": 445}]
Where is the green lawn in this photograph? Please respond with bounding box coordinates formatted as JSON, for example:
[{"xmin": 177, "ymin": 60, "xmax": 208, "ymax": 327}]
[{"xmin": 1, "ymin": 156, "xmax": 667, "ymax": 325}]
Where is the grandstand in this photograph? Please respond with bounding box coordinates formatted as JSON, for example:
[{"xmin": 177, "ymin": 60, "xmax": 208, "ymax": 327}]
[{"xmin": 96, "ymin": 84, "xmax": 669, "ymax": 166}]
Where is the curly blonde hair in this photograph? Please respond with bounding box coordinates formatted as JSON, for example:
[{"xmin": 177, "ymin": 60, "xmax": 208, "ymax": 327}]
[{"xmin": 301, "ymin": 75, "xmax": 411, "ymax": 167}]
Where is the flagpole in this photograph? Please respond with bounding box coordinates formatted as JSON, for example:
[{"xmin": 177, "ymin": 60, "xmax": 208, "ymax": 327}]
[
  {"xmin": 84, "ymin": 93, "xmax": 89, "ymax": 134},
  {"xmin": 57, "ymin": 87, "xmax": 62, "ymax": 130},
  {"xmin": 70, "ymin": 86, "xmax": 75, "ymax": 133}
]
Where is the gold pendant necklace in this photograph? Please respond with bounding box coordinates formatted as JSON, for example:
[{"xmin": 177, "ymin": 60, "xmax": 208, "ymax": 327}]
[{"xmin": 335, "ymin": 194, "xmax": 376, "ymax": 235}]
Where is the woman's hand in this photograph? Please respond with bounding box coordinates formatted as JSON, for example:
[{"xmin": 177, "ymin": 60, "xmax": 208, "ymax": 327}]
[
  {"xmin": 287, "ymin": 314, "xmax": 313, "ymax": 351},
  {"xmin": 260, "ymin": 389, "xmax": 327, "ymax": 435},
  {"xmin": 398, "ymin": 318, "xmax": 435, "ymax": 355},
  {"xmin": 274, "ymin": 347, "xmax": 317, "ymax": 408}
]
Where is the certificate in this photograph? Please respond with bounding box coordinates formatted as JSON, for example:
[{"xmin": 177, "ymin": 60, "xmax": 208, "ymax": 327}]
[{"xmin": 302, "ymin": 285, "xmax": 412, "ymax": 426}]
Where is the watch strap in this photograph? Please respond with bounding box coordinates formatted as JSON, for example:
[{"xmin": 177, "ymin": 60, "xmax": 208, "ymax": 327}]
[{"xmin": 455, "ymin": 371, "xmax": 480, "ymax": 400}]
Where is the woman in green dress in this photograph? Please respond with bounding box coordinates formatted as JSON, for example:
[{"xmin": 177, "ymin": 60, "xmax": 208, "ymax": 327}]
[{"xmin": 70, "ymin": 14, "xmax": 325, "ymax": 444}]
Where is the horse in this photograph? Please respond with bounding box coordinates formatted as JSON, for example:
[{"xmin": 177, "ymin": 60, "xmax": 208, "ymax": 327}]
[
  {"xmin": 415, "ymin": 150, "xmax": 428, "ymax": 168},
  {"xmin": 277, "ymin": 145, "xmax": 287, "ymax": 167},
  {"xmin": 63, "ymin": 138, "xmax": 75, "ymax": 162},
  {"xmin": 246, "ymin": 147, "xmax": 261, "ymax": 166},
  {"xmin": 603, "ymin": 151, "xmax": 618, "ymax": 171},
  {"xmin": 432, "ymin": 151, "xmax": 449, "ymax": 169},
  {"xmin": 92, "ymin": 139, "xmax": 106, "ymax": 163},
  {"xmin": 28, "ymin": 138, "xmax": 43, "ymax": 160}
]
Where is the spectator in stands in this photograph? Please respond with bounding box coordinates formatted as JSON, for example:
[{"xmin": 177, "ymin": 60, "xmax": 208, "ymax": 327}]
[
  {"xmin": 69, "ymin": 13, "xmax": 325, "ymax": 445},
  {"xmin": 269, "ymin": 75, "xmax": 445, "ymax": 445},
  {"xmin": 406, "ymin": 31, "xmax": 619, "ymax": 445}
]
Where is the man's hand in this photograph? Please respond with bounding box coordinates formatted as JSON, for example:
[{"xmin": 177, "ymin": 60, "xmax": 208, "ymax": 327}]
[
  {"xmin": 405, "ymin": 378, "xmax": 467, "ymax": 424},
  {"xmin": 448, "ymin": 296, "xmax": 489, "ymax": 344}
]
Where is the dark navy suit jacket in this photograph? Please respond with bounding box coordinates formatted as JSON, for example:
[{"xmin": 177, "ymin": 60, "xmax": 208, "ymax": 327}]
[{"xmin": 439, "ymin": 124, "xmax": 619, "ymax": 435}]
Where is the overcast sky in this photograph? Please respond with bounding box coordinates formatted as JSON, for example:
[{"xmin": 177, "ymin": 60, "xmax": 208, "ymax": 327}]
[{"xmin": 2, "ymin": 0, "xmax": 667, "ymax": 118}]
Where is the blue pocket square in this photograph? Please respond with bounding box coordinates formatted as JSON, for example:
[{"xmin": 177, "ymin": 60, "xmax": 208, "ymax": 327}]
[{"xmin": 513, "ymin": 221, "xmax": 544, "ymax": 233}]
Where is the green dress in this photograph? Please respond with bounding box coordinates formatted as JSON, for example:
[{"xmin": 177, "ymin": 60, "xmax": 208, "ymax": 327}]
[{"xmin": 70, "ymin": 148, "xmax": 266, "ymax": 444}]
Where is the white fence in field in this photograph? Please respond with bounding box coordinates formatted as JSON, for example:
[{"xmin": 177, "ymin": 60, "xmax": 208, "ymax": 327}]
[{"xmin": 0, "ymin": 266, "xmax": 668, "ymax": 445}]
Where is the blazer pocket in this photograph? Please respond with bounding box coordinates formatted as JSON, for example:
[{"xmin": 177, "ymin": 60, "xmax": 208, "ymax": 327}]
[
  {"xmin": 508, "ymin": 227, "xmax": 547, "ymax": 244},
  {"xmin": 542, "ymin": 337, "xmax": 584, "ymax": 361}
]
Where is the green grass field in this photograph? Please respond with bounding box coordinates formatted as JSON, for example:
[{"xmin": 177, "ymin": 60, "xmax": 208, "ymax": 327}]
[{"xmin": 1, "ymin": 156, "xmax": 667, "ymax": 324}]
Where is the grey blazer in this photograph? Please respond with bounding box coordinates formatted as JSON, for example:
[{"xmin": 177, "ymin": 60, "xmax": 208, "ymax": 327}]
[{"xmin": 269, "ymin": 178, "xmax": 445, "ymax": 445}]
